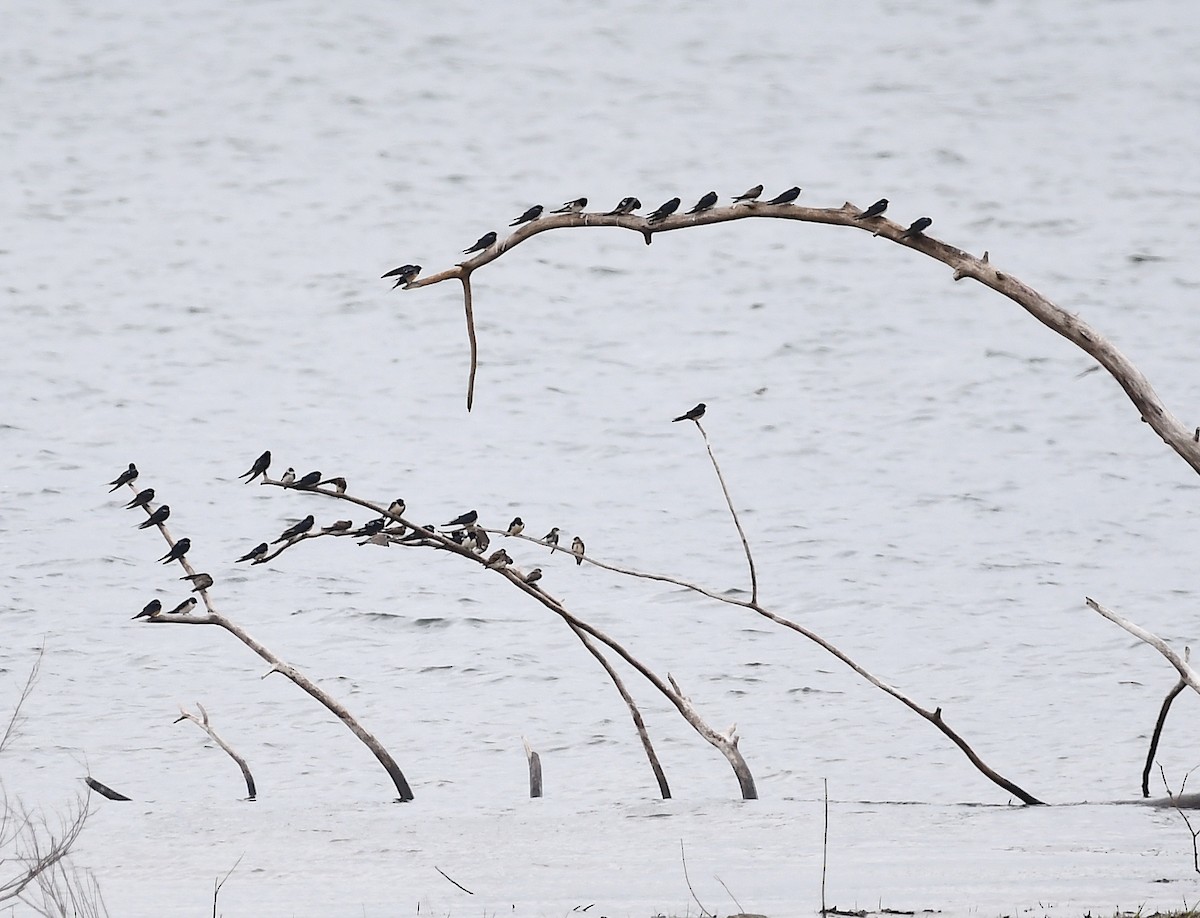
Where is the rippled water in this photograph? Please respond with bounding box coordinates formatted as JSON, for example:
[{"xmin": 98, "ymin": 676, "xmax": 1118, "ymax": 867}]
[{"xmin": 4, "ymin": 0, "xmax": 1200, "ymax": 914}]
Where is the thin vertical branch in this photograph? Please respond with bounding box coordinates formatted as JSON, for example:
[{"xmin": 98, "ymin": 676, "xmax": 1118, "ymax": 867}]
[
  {"xmin": 694, "ymin": 420, "xmax": 757, "ymax": 604},
  {"xmin": 1144, "ymin": 664, "xmax": 1189, "ymax": 797},
  {"xmin": 821, "ymin": 777, "xmax": 829, "ymax": 915},
  {"xmin": 462, "ymin": 272, "xmax": 477, "ymax": 412}
]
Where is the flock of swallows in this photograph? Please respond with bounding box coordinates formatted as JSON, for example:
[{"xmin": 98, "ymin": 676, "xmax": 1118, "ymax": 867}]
[{"xmin": 380, "ymin": 187, "xmax": 931, "ymax": 289}]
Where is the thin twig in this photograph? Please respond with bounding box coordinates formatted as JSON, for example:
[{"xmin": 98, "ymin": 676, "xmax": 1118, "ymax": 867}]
[
  {"xmin": 679, "ymin": 840, "xmax": 713, "ymax": 918},
  {"xmin": 695, "ymin": 418, "xmax": 758, "ymax": 604},
  {"xmin": 212, "ymin": 853, "xmax": 244, "ymax": 918},
  {"xmin": 715, "ymin": 875, "xmax": 744, "ymax": 914},
  {"xmin": 821, "ymin": 777, "xmax": 829, "ymax": 915},
  {"xmin": 462, "ymin": 273, "xmax": 477, "ymax": 411},
  {"xmin": 0, "ymin": 642, "xmax": 43, "ymax": 755},
  {"xmin": 1160, "ymin": 765, "xmax": 1200, "ymax": 874},
  {"xmin": 1144, "ymin": 659, "xmax": 1189, "ymax": 797},
  {"xmin": 434, "ymin": 866, "xmax": 473, "ymax": 895}
]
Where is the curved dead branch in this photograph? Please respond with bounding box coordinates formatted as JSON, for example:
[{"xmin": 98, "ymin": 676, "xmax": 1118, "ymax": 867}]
[
  {"xmin": 1144, "ymin": 668, "xmax": 1189, "ymax": 798},
  {"xmin": 175, "ymin": 703, "xmax": 257, "ymax": 800}
]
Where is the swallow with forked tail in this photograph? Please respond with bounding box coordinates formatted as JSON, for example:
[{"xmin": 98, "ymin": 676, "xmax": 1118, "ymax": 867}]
[
  {"xmin": 133, "ymin": 599, "xmax": 161, "ymax": 620},
  {"xmin": 854, "ymin": 198, "xmax": 888, "ymax": 221},
  {"xmin": 182, "ymin": 572, "xmax": 214, "ymax": 592},
  {"xmin": 510, "ymin": 205, "xmax": 543, "ymax": 226},
  {"xmin": 552, "ymin": 197, "xmax": 588, "ymax": 213},
  {"xmin": 672, "ymin": 403, "xmax": 706, "ymax": 422},
  {"xmin": 138, "ymin": 505, "xmax": 170, "ymax": 529},
  {"xmin": 898, "ymin": 217, "xmax": 933, "ymax": 240},
  {"xmin": 237, "ymin": 542, "xmax": 269, "ymax": 563},
  {"xmin": 239, "ymin": 451, "xmax": 271, "ymax": 483},
  {"xmin": 444, "ymin": 510, "xmax": 478, "ymax": 528},
  {"xmin": 647, "ymin": 197, "xmax": 681, "ymax": 224},
  {"xmin": 274, "ymin": 515, "xmax": 314, "ymax": 543},
  {"xmin": 125, "ymin": 488, "xmax": 154, "ymax": 510},
  {"xmin": 687, "ymin": 192, "xmax": 718, "ymax": 214},
  {"xmin": 765, "ymin": 186, "xmax": 800, "ymax": 205},
  {"xmin": 463, "ymin": 232, "xmax": 497, "ymax": 254},
  {"xmin": 293, "ymin": 470, "xmax": 322, "ymax": 489},
  {"xmin": 732, "ymin": 184, "xmax": 763, "ymax": 203},
  {"xmin": 382, "ymin": 264, "xmax": 421, "ymax": 288},
  {"xmin": 603, "ymin": 197, "xmax": 641, "ymax": 216},
  {"xmin": 167, "ymin": 597, "xmax": 198, "ymax": 615},
  {"xmin": 108, "ymin": 463, "xmax": 138, "ymax": 492},
  {"xmin": 158, "ymin": 538, "xmax": 191, "ymax": 564}
]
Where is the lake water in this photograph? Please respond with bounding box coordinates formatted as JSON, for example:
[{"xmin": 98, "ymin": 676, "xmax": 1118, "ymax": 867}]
[{"xmin": 4, "ymin": 0, "xmax": 1200, "ymax": 915}]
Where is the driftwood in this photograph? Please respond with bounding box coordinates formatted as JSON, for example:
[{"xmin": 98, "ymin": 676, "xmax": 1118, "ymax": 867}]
[
  {"xmin": 174, "ymin": 703, "xmax": 257, "ymax": 800},
  {"xmin": 521, "ymin": 737, "xmax": 542, "ymax": 799},
  {"xmin": 115, "ymin": 480, "xmax": 414, "ymax": 802},
  {"xmin": 82, "ymin": 778, "xmax": 129, "ymax": 802}
]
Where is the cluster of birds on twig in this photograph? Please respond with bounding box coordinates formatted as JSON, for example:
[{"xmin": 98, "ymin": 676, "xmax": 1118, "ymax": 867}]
[
  {"xmin": 107, "ymin": 463, "xmax": 206, "ymax": 621},
  {"xmin": 381, "ymin": 186, "xmax": 932, "ymax": 290}
]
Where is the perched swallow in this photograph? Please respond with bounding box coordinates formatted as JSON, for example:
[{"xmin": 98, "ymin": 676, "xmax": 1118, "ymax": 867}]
[
  {"xmin": 108, "ymin": 463, "xmax": 138, "ymax": 492},
  {"xmin": 765, "ymin": 186, "xmax": 801, "ymax": 205},
  {"xmin": 510, "ymin": 205, "xmax": 543, "ymax": 226},
  {"xmin": 732, "ymin": 184, "xmax": 763, "ymax": 203},
  {"xmin": 236, "ymin": 542, "xmax": 269, "ymax": 563},
  {"xmin": 687, "ymin": 191, "xmax": 718, "ymax": 214},
  {"xmin": 125, "ymin": 488, "xmax": 155, "ymax": 510},
  {"xmin": 552, "ymin": 197, "xmax": 588, "ymax": 214},
  {"xmin": 279, "ymin": 468, "xmax": 296, "ymax": 486},
  {"xmin": 167, "ymin": 597, "xmax": 198, "ymax": 615},
  {"xmin": 444, "ymin": 510, "xmax": 478, "ymax": 528},
  {"xmin": 292, "ymin": 470, "xmax": 322, "ymax": 490},
  {"xmin": 603, "ymin": 197, "xmax": 641, "ymax": 216},
  {"xmin": 319, "ymin": 476, "xmax": 348, "ymax": 494},
  {"xmin": 646, "ymin": 197, "xmax": 681, "ymax": 224},
  {"xmin": 158, "ymin": 538, "xmax": 191, "ymax": 564},
  {"xmin": 463, "ymin": 231, "xmax": 497, "ymax": 254},
  {"xmin": 898, "ymin": 216, "xmax": 933, "ymax": 240},
  {"xmin": 322, "ymin": 519, "xmax": 353, "ymax": 533},
  {"xmin": 381, "ymin": 264, "xmax": 421, "ymax": 288},
  {"xmin": 473, "ymin": 527, "xmax": 490, "ymax": 553},
  {"xmin": 462, "ymin": 529, "xmax": 479, "ymax": 552},
  {"xmin": 356, "ymin": 518, "xmax": 386, "ymax": 537},
  {"xmin": 274, "ymin": 515, "xmax": 315, "ymax": 543},
  {"xmin": 387, "ymin": 499, "xmax": 407, "ymax": 517},
  {"xmin": 138, "ymin": 505, "xmax": 170, "ymax": 529},
  {"xmin": 506, "ymin": 517, "xmax": 524, "ymax": 537},
  {"xmin": 542, "ymin": 527, "xmax": 560, "ymax": 549},
  {"xmin": 485, "ymin": 549, "xmax": 512, "ymax": 570},
  {"xmin": 854, "ymin": 198, "xmax": 888, "ymax": 221},
  {"xmin": 672, "ymin": 402, "xmax": 706, "ymax": 422},
  {"xmin": 399, "ymin": 524, "xmax": 438, "ymax": 544},
  {"xmin": 571, "ymin": 536, "xmax": 585, "ymax": 566},
  {"xmin": 182, "ymin": 572, "xmax": 214, "ymax": 592},
  {"xmin": 524, "ymin": 568, "xmax": 543, "ymax": 584},
  {"xmin": 239, "ymin": 451, "xmax": 271, "ymax": 483},
  {"xmin": 133, "ymin": 599, "xmax": 161, "ymax": 620}
]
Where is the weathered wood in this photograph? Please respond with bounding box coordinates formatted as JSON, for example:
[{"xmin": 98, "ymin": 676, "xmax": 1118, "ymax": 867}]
[{"xmin": 175, "ymin": 703, "xmax": 257, "ymax": 800}]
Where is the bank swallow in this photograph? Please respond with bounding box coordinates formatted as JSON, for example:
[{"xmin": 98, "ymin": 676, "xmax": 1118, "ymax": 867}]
[
  {"xmin": 524, "ymin": 568, "xmax": 543, "ymax": 584},
  {"xmin": 133, "ymin": 599, "xmax": 161, "ymax": 620},
  {"xmin": 167, "ymin": 597, "xmax": 198, "ymax": 615},
  {"xmin": 542, "ymin": 527, "xmax": 560, "ymax": 549},
  {"xmin": 444, "ymin": 510, "xmax": 478, "ymax": 528},
  {"xmin": 732, "ymin": 184, "xmax": 763, "ymax": 203},
  {"xmin": 672, "ymin": 402, "xmax": 706, "ymax": 422},
  {"xmin": 182, "ymin": 572, "xmax": 214, "ymax": 592},
  {"xmin": 319, "ymin": 476, "xmax": 348, "ymax": 494},
  {"xmin": 125, "ymin": 488, "xmax": 154, "ymax": 510},
  {"xmin": 138, "ymin": 505, "xmax": 170, "ymax": 529},
  {"xmin": 552, "ymin": 197, "xmax": 588, "ymax": 214},
  {"xmin": 485, "ymin": 549, "xmax": 512, "ymax": 569},
  {"xmin": 280, "ymin": 468, "xmax": 296, "ymax": 486},
  {"xmin": 687, "ymin": 191, "xmax": 718, "ymax": 214},
  {"xmin": 293, "ymin": 470, "xmax": 322, "ymax": 489},
  {"xmin": 387, "ymin": 499, "xmax": 407, "ymax": 517},
  {"xmin": 239, "ymin": 450, "xmax": 271, "ymax": 483},
  {"xmin": 274, "ymin": 515, "xmax": 315, "ymax": 543},
  {"xmin": 571, "ymin": 536, "xmax": 585, "ymax": 566},
  {"xmin": 603, "ymin": 197, "xmax": 641, "ymax": 216},
  {"xmin": 765, "ymin": 186, "xmax": 801, "ymax": 205},
  {"xmin": 236, "ymin": 542, "xmax": 269, "ymax": 563},
  {"xmin": 108, "ymin": 463, "xmax": 138, "ymax": 492},
  {"xmin": 158, "ymin": 538, "xmax": 191, "ymax": 564},
  {"xmin": 510, "ymin": 205, "xmax": 543, "ymax": 226},
  {"xmin": 854, "ymin": 198, "xmax": 888, "ymax": 220},
  {"xmin": 646, "ymin": 197, "xmax": 681, "ymax": 224},
  {"xmin": 381, "ymin": 264, "xmax": 421, "ymax": 288},
  {"xmin": 473, "ymin": 527, "xmax": 490, "ymax": 553},
  {"xmin": 463, "ymin": 231, "xmax": 497, "ymax": 254},
  {"xmin": 506, "ymin": 517, "xmax": 524, "ymax": 537},
  {"xmin": 898, "ymin": 216, "xmax": 933, "ymax": 240},
  {"xmin": 322, "ymin": 519, "xmax": 353, "ymax": 533}
]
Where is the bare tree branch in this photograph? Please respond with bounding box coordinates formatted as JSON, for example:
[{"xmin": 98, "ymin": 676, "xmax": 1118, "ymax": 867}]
[
  {"xmin": 175, "ymin": 703, "xmax": 257, "ymax": 800},
  {"xmin": 1086, "ymin": 597, "xmax": 1200, "ymax": 693},
  {"xmin": 1143, "ymin": 662, "xmax": 1189, "ymax": 798},
  {"xmin": 693, "ymin": 419, "xmax": 757, "ymax": 604}
]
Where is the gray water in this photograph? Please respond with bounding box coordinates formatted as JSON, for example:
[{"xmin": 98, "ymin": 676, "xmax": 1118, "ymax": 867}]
[{"xmin": 4, "ymin": 0, "xmax": 1200, "ymax": 914}]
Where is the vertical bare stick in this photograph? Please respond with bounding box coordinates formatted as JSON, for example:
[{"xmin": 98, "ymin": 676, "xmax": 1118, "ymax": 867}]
[
  {"xmin": 1143, "ymin": 662, "xmax": 1189, "ymax": 797},
  {"xmin": 821, "ymin": 777, "xmax": 829, "ymax": 915},
  {"xmin": 680, "ymin": 840, "xmax": 714, "ymax": 918},
  {"xmin": 694, "ymin": 420, "xmax": 758, "ymax": 604},
  {"xmin": 521, "ymin": 737, "xmax": 542, "ymax": 798},
  {"xmin": 175, "ymin": 703, "xmax": 257, "ymax": 800},
  {"xmin": 212, "ymin": 853, "xmax": 243, "ymax": 918},
  {"xmin": 462, "ymin": 272, "xmax": 477, "ymax": 412}
]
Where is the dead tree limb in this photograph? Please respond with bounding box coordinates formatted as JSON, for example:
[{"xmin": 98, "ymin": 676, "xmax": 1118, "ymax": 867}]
[
  {"xmin": 1086, "ymin": 597, "xmax": 1200, "ymax": 692},
  {"xmin": 175, "ymin": 703, "xmax": 257, "ymax": 800},
  {"xmin": 521, "ymin": 737, "xmax": 542, "ymax": 799},
  {"xmin": 1143, "ymin": 655, "xmax": 1190, "ymax": 798},
  {"xmin": 693, "ymin": 419, "xmax": 757, "ymax": 605}
]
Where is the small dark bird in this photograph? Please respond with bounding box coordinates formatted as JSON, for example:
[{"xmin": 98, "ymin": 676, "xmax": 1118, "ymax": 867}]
[
  {"xmin": 543, "ymin": 527, "xmax": 560, "ymax": 549},
  {"xmin": 485, "ymin": 549, "xmax": 513, "ymax": 569},
  {"xmin": 506, "ymin": 517, "xmax": 524, "ymax": 537},
  {"xmin": 182, "ymin": 572, "xmax": 214, "ymax": 592},
  {"xmin": 293, "ymin": 470, "xmax": 322, "ymax": 489},
  {"xmin": 280, "ymin": 468, "xmax": 296, "ymax": 486},
  {"xmin": 158, "ymin": 538, "xmax": 191, "ymax": 564},
  {"xmin": 381, "ymin": 264, "xmax": 421, "ymax": 288},
  {"xmin": 239, "ymin": 451, "xmax": 271, "ymax": 483},
  {"xmin": 108, "ymin": 463, "xmax": 138, "ymax": 492},
  {"xmin": 524, "ymin": 568, "xmax": 543, "ymax": 585},
  {"xmin": 274, "ymin": 515, "xmax": 315, "ymax": 543},
  {"xmin": 322, "ymin": 519, "xmax": 353, "ymax": 533},
  {"xmin": 125, "ymin": 488, "xmax": 155, "ymax": 510},
  {"xmin": 236, "ymin": 542, "xmax": 269, "ymax": 563},
  {"xmin": 133, "ymin": 599, "xmax": 161, "ymax": 620},
  {"xmin": 357, "ymin": 518, "xmax": 386, "ymax": 537},
  {"xmin": 552, "ymin": 197, "xmax": 588, "ymax": 213},
  {"xmin": 138, "ymin": 505, "xmax": 170, "ymax": 529},
  {"xmin": 687, "ymin": 191, "xmax": 718, "ymax": 214},
  {"xmin": 320, "ymin": 476, "xmax": 347, "ymax": 494},
  {"xmin": 571, "ymin": 536, "xmax": 585, "ymax": 566},
  {"xmin": 510, "ymin": 205, "xmax": 543, "ymax": 226},
  {"xmin": 167, "ymin": 597, "xmax": 198, "ymax": 615},
  {"xmin": 444, "ymin": 510, "xmax": 478, "ymax": 528},
  {"xmin": 463, "ymin": 231, "xmax": 497, "ymax": 254},
  {"xmin": 387, "ymin": 498, "xmax": 407, "ymax": 517},
  {"xmin": 898, "ymin": 216, "xmax": 933, "ymax": 240},
  {"xmin": 473, "ymin": 527, "xmax": 490, "ymax": 553},
  {"xmin": 603, "ymin": 197, "xmax": 641, "ymax": 216},
  {"xmin": 765, "ymin": 186, "xmax": 801, "ymax": 205},
  {"xmin": 733, "ymin": 184, "xmax": 763, "ymax": 203},
  {"xmin": 461, "ymin": 529, "xmax": 479, "ymax": 552},
  {"xmin": 647, "ymin": 197, "xmax": 681, "ymax": 224},
  {"xmin": 854, "ymin": 198, "xmax": 888, "ymax": 221},
  {"xmin": 672, "ymin": 403, "xmax": 706, "ymax": 422}
]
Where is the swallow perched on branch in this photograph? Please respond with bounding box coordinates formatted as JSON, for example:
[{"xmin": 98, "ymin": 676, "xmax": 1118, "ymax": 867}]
[
  {"xmin": 108, "ymin": 463, "xmax": 138, "ymax": 492},
  {"xmin": 898, "ymin": 216, "xmax": 933, "ymax": 240},
  {"xmin": 524, "ymin": 568, "xmax": 543, "ymax": 585},
  {"xmin": 485, "ymin": 549, "xmax": 512, "ymax": 569},
  {"xmin": 133, "ymin": 599, "xmax": 161, "ymax": 620},
  {"xmin": 274, "ymin": 515, "xmax": 315, "ymax": 543},
  {"xmin": 239, "ymin": 451, "xmax": 271, "ymax": 483},
  {"xmin": 506, "ymin": 517, "xmax": 524, "ymax": 537},
  {"xmin": 764, "ymin": 186, "xmax": 801, "ymax": 205},
  {"xmin": 138, "ymin": 505, "xmax": 170, "ymax": 529},
  {"xmin": 687, "ymin": 192, "xmax": 718, "ymax": 214},
  {"xmin": 571, "ymin": 536, "xmax": 585, "ymax": 566},
  {"xmin": 473, "ymin": 527, "xmax": 490, "ymax": 553},
  {"xmin": 279, "ymin": 468, "xmax": 296, "ymax": 486},
  {"xmin": 125, "ymin": 488, "xmax": 155, "ymax": 510},
  {"xmin": 542, "ymin": 527, "xmax": 560, "ymax": 550},
  {"xmin": 387, "ymin": 499, "xmax": 407, "ymax": 517},
  {"xmin": 236, "ymin": 542, "xmax": 269, "ymax": 563},
  {"xmin": 167, "ymin": 597, "xmax": 198, "ymax": 615},
  {"xmin": 646, "ymin": 197, "xmax": 681, "ymax": 224},
  {"xmin": 854, "ymin": 198, "xmax": 888, "ymax": 220},
  {"xmin": 322, "ymin": 520, "xmax": 353, "ymax": 533},
  {"xmin": 158, "ymin": 538, "xmax": 191, "ymax": 564},
  {"xmin": 355, "ymin": 518, "xmax": 386, "ymax": 537},
  {"xmin": 292, "ymin": 470, "xmax": 322, "ymax": 489},
  {"xmin": 732, "ymin": 184, "xmax": 763, "ymax": 203},
  {"xmin": 510, "ymin": 205, "xmax": 543, "ymax": 226},
  {"xmin": 552, "ymin": 197, "xmax": 587, "ymax": 213},
  {"xmin": 444, "ymin": 510, "xmax": 478, "ymax": 528},
  {"xmin": 603, "ymin": 197, "xmax": 641, "ymax": 216},
  {"xmin": 381, "ymin": 264, "xmax": 421, "ymax": 288},
  {"xmin": 672, "ymin": 403, "xmax": 706, "ymax": 422},
  {"xmin": 319, "ymin": 476, "xmax": 347, "ymax": 494},
  {"xmin": 181, "ymin": 572, "xmax": 213, "ymax": 592},
  {"xmin": 463, "ymin": 232, "xmax": 497, "ymax": 254}
]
